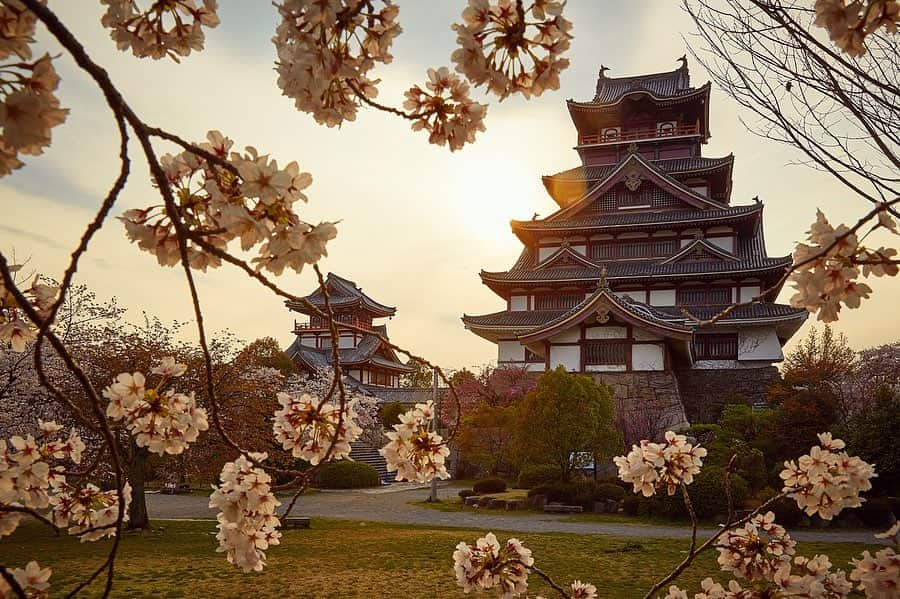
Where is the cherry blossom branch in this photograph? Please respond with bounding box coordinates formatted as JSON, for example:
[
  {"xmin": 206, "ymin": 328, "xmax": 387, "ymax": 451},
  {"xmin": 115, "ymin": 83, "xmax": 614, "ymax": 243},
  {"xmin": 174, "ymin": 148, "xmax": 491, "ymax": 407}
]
[
  {"xmin": 0, "ymin": 565, "xmax": 26, "ymax": 599},
  {"xmin": 529, "ymin": 565, "xmax": 571, "ymax": 598},
  {"xmin": 0, "ymin": 505, "xmax": 60, "ymax": 534},
  {"xmin": 681, "ymin": 196, "xmax": 900, "ymax": 326}
]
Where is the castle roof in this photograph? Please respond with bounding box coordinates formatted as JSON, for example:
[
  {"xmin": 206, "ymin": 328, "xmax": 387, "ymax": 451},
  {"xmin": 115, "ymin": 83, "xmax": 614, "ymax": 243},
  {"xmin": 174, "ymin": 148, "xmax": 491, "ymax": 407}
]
[
  {"xmin": 285, "ymin": 333, "xmax": 414, "ymax": 373},
  {"xmin": 543, "ymin": 155, "xmax": 733, "ymax": 186},
  {"xmin": 567, "ymin": 62, "xmax": 708, "ymax": 109},
  {"xmin": 286, "ymin": 272, "xmax": 396, "ymax": 318}
]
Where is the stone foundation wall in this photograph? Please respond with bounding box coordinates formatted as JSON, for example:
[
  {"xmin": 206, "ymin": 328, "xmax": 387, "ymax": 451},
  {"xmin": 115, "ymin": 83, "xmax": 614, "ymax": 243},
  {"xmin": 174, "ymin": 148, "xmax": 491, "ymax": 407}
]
[
  {"xmin": 590, "ymin": 372, "xmax": 690, "ymax": 440},
  {"xmin": 675, "ymin": 366, "xmax": 780, "ymax": 424}
]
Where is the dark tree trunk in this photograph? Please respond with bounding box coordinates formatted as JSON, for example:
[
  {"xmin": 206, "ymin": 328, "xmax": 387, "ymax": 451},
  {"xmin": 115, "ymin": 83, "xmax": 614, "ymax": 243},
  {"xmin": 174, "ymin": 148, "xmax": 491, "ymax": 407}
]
[{"xmin": 126, "ymin": 442, "xmax": 150, "ymax": 530}]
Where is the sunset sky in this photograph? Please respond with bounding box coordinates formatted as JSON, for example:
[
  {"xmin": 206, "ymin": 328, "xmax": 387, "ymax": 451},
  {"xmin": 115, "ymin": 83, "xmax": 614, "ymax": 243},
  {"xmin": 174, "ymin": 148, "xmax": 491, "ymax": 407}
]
[{"xmin": 3, "ymin": 1, "xmax": 897, "ymax": 371}]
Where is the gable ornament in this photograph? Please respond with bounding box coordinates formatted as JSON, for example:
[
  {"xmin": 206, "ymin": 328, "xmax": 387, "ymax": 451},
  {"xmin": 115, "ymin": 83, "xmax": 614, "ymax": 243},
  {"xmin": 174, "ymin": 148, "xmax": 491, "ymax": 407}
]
[{"xmin": 623, "ymin": 167, "xmax": 643, "ymax": 192}]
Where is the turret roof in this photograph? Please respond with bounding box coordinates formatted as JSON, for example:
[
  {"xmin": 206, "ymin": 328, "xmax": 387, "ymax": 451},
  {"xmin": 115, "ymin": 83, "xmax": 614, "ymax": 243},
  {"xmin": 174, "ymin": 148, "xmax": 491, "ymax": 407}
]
[{"xmin": 286, "ymin": 272, "xmax": 396, "ymax": 317}]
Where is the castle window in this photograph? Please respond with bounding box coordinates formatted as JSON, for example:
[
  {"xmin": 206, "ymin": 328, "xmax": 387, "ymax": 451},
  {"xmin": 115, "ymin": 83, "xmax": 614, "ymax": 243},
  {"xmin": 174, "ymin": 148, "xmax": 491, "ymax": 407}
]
[
  {"xmin": 584, "ymin": 342, "xmax": 628, "ymax": 365},
  {"xmin": 525, "ymin": 349, "xmax": 544, "ymax": 363},
  {"xmin": 694, "ymin": 333, "xmax": 738, "ymax": 360},
  {"xmin": 677, "ymin": 287, "xmax": 732, "ymax": 305},
  {"xmin": 534, "ymin": 294, "xmax": 584, "ymax": 310},
  {"xmin": 657, "ymin": 121, "xmax": 677, "ymax": 136},
  {"xmin": 601, "ymin": 127, "xmax": 620, "ymax": 141}
]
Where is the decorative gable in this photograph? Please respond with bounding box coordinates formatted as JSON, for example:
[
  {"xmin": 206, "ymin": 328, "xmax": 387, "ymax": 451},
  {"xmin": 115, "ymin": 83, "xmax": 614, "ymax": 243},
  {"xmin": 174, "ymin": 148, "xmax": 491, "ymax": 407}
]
[
  {"xmin": 660, "ymin": 239, "xmax": 740, "ymax": 264},
  {"xmin": 536, "ymin": 246, "xmax": 597, "ymax": 270}
]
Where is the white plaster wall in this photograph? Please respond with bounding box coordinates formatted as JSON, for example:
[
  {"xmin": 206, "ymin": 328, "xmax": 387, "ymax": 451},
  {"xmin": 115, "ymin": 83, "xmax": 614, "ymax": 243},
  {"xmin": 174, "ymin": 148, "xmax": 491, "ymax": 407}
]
[
  {"xmin": 550, "ymin": 328, "xmax": 580, "ymax": 343},
  {"xmin": 538, "ymin": 247, "xmax": 558, "ymax": 262},
  {"xmin": 690, "ymin": 185, "xmax": 708, "ymax": 196},
  {"xmin": 348, "ymin": 369, "xmax": 361, "ymax": 380},
  {"xmin": 572, "ymin": 244, "xmax": 587, "ymax": 256},
  {"xmin": 498, "ymin": 340, "xmax": 526, "ymax": 363},
  {"xmin": 633, "ymin": 329, "xmax": 663, "ymax": 341},
  {"xmin": 339, "ymin": 335, "xmax": 355, "ymax": 349},
  {"xmin": 300, "ymin": 334, "xmax": 316, "ymax": 347},
  {"xmin": 632, "ymin": 344, "xmax": 665, "ymax": 371},
  {"xmin": 585, "ymin": 364, "xmax": 627, "ymax": 372},
  {"xmin": 585, "ymin": 326, "xmax": 627, "ymax": 339},
  {"xmin": 549, "ymin": 345, "xmax": 580, "ymax": 371},
  {"xmin": 321, "ymin": 338, "xmax": 332, "ymax": 349},
  {"xmin": 525, "ymin": 363, "xmax": 547, "ymax": 373},
  {"xmin": 708, "ymin": 237, "xmax": 735, "ymax": 253},
  {"xmin": 738, "ymin": 327, "xmax": 784, "ymax": 361},
  {"xmin": 510, "ymin": 295, "xmax": 527, "ymax": 311},
  {"xmin": 618, "ymin": 232, "xmax": 649, "ymax": 239},
  {"xmin": 739, "ymin": 285, "xmax": 761, "ymax": 302},
  {"xmin": 649, "ymin": 289, "xmax": 676, "ymax": 306}
]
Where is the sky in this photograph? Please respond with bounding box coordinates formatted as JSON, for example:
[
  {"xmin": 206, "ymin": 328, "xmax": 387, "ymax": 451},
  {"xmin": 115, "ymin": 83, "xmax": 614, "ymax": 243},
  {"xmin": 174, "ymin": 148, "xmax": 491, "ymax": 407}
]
[{"xmin": 3, "ymin": 1, "xmax": 898, "ymax": 371}]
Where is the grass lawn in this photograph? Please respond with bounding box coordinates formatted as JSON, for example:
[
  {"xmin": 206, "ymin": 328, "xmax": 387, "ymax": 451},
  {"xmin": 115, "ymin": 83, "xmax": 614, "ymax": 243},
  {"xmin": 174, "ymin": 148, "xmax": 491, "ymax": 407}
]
[{"xmin": 0, "ymin": 519, "xmax": 876, "ymax": 598}]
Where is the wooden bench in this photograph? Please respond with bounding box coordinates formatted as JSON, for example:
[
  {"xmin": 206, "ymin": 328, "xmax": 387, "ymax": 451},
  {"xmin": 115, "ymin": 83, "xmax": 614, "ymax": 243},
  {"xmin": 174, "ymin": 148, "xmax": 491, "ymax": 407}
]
[
  {"xmin": 543, "ymin": 503, "xmax": 583, "ymax": 514},
  {"xmin": 281, "ymin": 517, "xmax": 311, "ymax": 529}
]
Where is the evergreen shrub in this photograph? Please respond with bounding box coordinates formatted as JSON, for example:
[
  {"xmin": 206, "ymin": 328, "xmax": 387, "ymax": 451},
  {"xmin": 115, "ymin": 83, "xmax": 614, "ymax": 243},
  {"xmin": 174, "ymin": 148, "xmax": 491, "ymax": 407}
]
[
  {"xmin": 517, "ymin": 464, "xmax": 559, "ymax": 489},
  {"xmin": 316, "ymin": 461, "xmax": 380, "ymax": 489},
  {"xmin": 473, "ymin": 478, "xmax": 507, "ymax": 494}
]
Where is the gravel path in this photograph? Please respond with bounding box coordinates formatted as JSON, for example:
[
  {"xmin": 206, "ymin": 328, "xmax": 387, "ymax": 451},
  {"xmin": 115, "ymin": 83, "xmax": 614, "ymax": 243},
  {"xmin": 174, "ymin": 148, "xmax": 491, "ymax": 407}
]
[{"xmin": 146, "ymin": 486, "xmax": 883, "ymax": 545}]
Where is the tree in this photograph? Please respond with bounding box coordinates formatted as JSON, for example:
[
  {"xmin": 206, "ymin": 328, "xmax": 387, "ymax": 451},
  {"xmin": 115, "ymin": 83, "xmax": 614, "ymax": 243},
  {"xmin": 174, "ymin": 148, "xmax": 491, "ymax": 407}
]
[
  {"xmin": 840, "ymin": 385, "xmax": 900, "ymax": 495},
  {"xmin": 513, "ymin": 366, "xmax": 621, "ymax": 482},
  {"xmin": 455, "ymin": 402, "xmax": 518, "ymax": 476},
  {"xmin": 400, "ymin": 358, "xmax": 433, "ymax": 388},
  {"xmin": 782, "ymin": 326, "xmax": 857, "ymax": 390}
]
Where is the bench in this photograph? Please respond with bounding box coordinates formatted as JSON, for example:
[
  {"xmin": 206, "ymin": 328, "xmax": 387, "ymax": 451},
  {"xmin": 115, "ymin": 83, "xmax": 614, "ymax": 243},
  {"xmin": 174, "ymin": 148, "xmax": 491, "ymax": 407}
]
[
  {"xmin": 543, "ymin": 503, "xmax": 583, "ymax": 514},
  {"xmin": 281, "ymin": 517, "xmax": 311, "ymax": 529}
]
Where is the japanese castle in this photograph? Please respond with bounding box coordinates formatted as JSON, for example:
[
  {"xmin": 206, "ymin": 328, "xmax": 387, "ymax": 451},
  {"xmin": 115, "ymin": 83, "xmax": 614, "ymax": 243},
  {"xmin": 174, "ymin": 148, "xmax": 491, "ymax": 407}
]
[
  {"xmin": 462, "ymin": 59, "xmax": 808, "ymax": 423},
  {"xmin": 285, "ymin": 273, "xmax": 414, "ymax": 388}
]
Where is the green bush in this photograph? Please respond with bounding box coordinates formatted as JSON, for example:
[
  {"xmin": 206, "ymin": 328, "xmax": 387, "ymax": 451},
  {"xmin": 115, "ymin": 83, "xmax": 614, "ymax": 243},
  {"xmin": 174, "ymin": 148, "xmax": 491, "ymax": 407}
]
[
  {"xmin": 769, "ymin": 496, "xmax": 804, "ymax": 528},
  {"xmin": 517, "ymin": 464, "xmax": 559, "ymax": 489},
  {"xmin": 458, "ymin": 489, "xmax": 476, "ymax": 499},
  {"xmin": 622, "ymin": 494, "xmax": 641, "ymax": 516},
  {"xmin": 594, "ymin": 483, "xmax": 626, "ymax": 501},
  {"xmin": 686, "ymin": 466, "xmax": 750, "ymax": 519},
  {"xmin": 381, "ymin": 402, "xmax": 408, "ymax": 428},
  {"xmin": 473, "ymin": 478, "xmax": 507, "ymax": 494},
  {"xmin": 316, "ymin": 461, "xmax": 380, "ymax": 489}
]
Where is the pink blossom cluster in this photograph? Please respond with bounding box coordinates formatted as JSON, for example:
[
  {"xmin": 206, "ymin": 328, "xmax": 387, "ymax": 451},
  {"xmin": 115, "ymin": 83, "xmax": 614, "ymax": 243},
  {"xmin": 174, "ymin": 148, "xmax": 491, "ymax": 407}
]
[
  {"xmin": 0, "ymin": 272, "xmax": 58, "ymax": 353},
  {"xmin": 814, "ymin": 0, "xmax": 899, "ymax": 56},
  {"xmin": 120, "ymin": 130, "xmax": 336, "ymax": 274},
  {"xmin": 208, "ymin": 454, "xmax": 282, "ymax": 572},
  {"xmin": 716, "ymin": 511, "xmax": 796, "ymax": 581},
  {"xmin": 849, "ymin": 522, "xmax": 899, "ymax": 598},
  {"xmin": 0, "ymin": 561, "xmax": 51, "ymax": 597},
  {"xmin": 0, "ymin": 1, "xmax": 68, "ymax": 177},
  {"xmin": 790, "ymin": 209, "xmax": 898, "ymax": 322},
  {"xmin": 451, "ymin": 0, "xmax": 572, "ymax": 100},
  {"xmin": 452, "ymin": 532, "xmax": 533, "ymax": 597},
  {"xmin": 613, "ymin": 431, "xmax": 707, "ymax": 497},
  {"xmin": 272, "ymin": 390, "xmax": 362, "ymax": 465},
  {"xmin": 779, "ymin": 433, "xmax": 875, "ymax": 520},
  {"xmin": 664, "ymin": 578, "xmax": 753, "ymax": 599},
  {"xmin": 102, "ymin": 357, "xmax": 209, "ymax": 455},
  {"xmin": 774, "ymin": 554, "xmax": 852, "ymax": 598},
  {"xmin": 99, "ymin": 0, "xmax": 220, "ymax": 61},
  {"xmin": 0, "ymin": 420, "xmax": 85, "ymax": 537},
  {"xmin": 403, "ymin": 67, "xmax": 488, "ymax": 152},
  {"xmin": 49, "ymin": 481, "xmax": 132, "ymax": 542},
  {"xmin": 273, "ymin": 0, "xmax": 401, "ymax": 127},
  {"xmin": 379, "ymin": 400, "xmax": 450, "ymax": 483}
]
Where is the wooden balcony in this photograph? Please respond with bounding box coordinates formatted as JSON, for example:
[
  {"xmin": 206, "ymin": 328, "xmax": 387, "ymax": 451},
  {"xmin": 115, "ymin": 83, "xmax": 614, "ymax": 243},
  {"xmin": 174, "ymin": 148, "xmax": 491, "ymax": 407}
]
[
  {"xmin": 578, "ymin": 122, "xmax": 701, "ymax": 146},
  {"xmin": 693, "ymin": 334, "xmax": 738, "ymax": 360},
  {"xmin": 293, "ymin": 318, "xmax": 374, "ymax": 333}
]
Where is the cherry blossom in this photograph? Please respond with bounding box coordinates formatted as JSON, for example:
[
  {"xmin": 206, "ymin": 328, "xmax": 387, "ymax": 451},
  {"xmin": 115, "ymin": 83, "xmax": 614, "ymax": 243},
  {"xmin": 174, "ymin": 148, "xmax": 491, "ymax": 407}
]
[
  {"xmin": 119, "ymin": 130, "xmax": 334, "ymax": 275},
  {"xmin": 0, "ymin": 273, "xmax": 59, "ymax": 353},
  {"xmin": 773, "ymin": 554, "xmax": 852, "ymax": 598},
  {"xmin": 102, "ymin": 358, "xmax": 209, "ymax": 455},
  {"xmin": 663, "ymin": 578, "xmax": 751, "ymax": 599},
  {"xmin": 49, "ymin": 482, "xmax": 132, "ymax": 542},
  {"xmin": 11, "ymin": 560, "xmax": 51, "ymax": 595},
  {"xmin": 273, "ymin": 0, "xmax": 401, "ymax": 126},
  {"xmin": 403, "ymin": 67, "xmax": 488, "ymax": 152},
  {"xmin": 99, "ymin": 0, "xmax": 220, "ymax": 61},
  {"xmin": 272, "ymin": 390, "xmax": 362, "ymax": 465},
  {"xmin": 613, "ymin": 431, "xmax": 707, "ymax": 497},
  {"xmin": 379, "ymin": 400, "xmax": 450, "ymax": 483},
  {"xmin": 451, "ymin": 0, "xmax": 572, "ymax": 100},
  {"xmin": 209, "ymin": 454, "xmax": 281, "ymax": 572},
  {"xmin": 790, "ymin": 208, "xmax": 898, "ymax": 322},
  {"xmin": 779, "ymin": 432, "xmax": 875, "ymax": 520},
  {"xmin": 570, "ymin": 580, "xmax": 597, "ymax": 599},
  {"xmin": 716, "ymin": 511, "xmax": 796, "ymax": 581},
  {"xmin": 0, "ymin": 1, "xmax": 39, "ymax": 61},
  {"xmin": 453, "ymin": 532, "xmax": 533, "ymax": 597},
  {"xmin": 814, "ymin": 0, "xmax": 899, "ymax": 57}
]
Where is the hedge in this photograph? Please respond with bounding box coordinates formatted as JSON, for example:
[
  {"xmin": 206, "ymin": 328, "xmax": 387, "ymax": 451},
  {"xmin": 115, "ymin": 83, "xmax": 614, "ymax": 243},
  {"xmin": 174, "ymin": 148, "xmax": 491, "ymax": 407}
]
[
  {"xmin": 380, "ymin": 402, "xmax": 408, "ymax": 428},
  {"xmin": 473, "ymin": 478, "xmax": 507, "ymax": 494},
  {"xmin": 317, "ymin": 461, "xmax": 380, "ymax": 489}
]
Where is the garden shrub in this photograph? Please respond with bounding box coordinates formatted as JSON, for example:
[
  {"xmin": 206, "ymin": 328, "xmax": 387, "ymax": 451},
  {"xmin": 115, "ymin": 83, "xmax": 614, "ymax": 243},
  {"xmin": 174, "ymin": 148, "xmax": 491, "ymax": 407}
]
[
  {"xmin": 316, "ymin": 461, "xmax": 380, "ymax": 489},
  {"xmin": 458, "ymin": 489, "xmax": 476, "ymax": 499},
  {"xmin": 473, "ymin": 478, "xmax": 507, "ymax": 494},
  {"xmin": 769, "ymin": 496, "xmax": 804, "ymax": 528},
  {"xmin": 622, "ymin": 495, "xmax": 641, "ymax": 516},
  {"xmin": 517, "ymin": 464, "xmax": 559, "ymax": 489},
  {"xmin": 594, "ymin": 483, "xmax": 626, "ymax": 501},
  {"xmin": 686, "ymin": 466, "xmax": 750, "ymax": 519}
]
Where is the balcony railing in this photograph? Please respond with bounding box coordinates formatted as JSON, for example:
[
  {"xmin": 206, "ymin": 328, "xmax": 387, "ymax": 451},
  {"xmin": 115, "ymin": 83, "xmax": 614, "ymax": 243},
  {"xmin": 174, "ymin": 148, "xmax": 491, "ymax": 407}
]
[
  {"xmin": 578, "ymin": 122, "xmax": 701, "ymax": 146},
  {"xmin": 584, "ymin": 342, "xmax": 628, "ymax": 366},
  {"xmin": 293, "ymin": 318, "xmax": 373, "ymax": 333},
  {"xmin": 694, "ymin": 334, "xmax": 738, "ymax": 360}
]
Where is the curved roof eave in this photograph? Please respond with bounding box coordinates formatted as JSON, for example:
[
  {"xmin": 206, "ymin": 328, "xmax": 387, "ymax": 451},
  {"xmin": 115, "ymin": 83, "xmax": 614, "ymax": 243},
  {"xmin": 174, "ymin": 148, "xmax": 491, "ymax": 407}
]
[{"xmin": 566, "ymin": 82, "xmax": 711, "ymax": 112}]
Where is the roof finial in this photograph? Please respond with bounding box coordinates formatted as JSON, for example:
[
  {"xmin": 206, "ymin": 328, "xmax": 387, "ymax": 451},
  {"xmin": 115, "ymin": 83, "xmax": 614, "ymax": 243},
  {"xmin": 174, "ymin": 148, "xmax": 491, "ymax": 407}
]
[
  {"xmin": 753, "ymin": 195, "xmax": 761, "ymax": 204},
  {"xmin": 598, "ymin": 264, "xmax": 608, "ymax": 289},
  {"xmin": 627, "ymin": 141, "xmax": 639, "ymax": 154},
  {"xmin": 677, "ymin": 54, "xmax": 688, "ymax": 70},
  {"xmin": 598, "ymin": 64, "xmax": 609, "ymax": 79}
]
